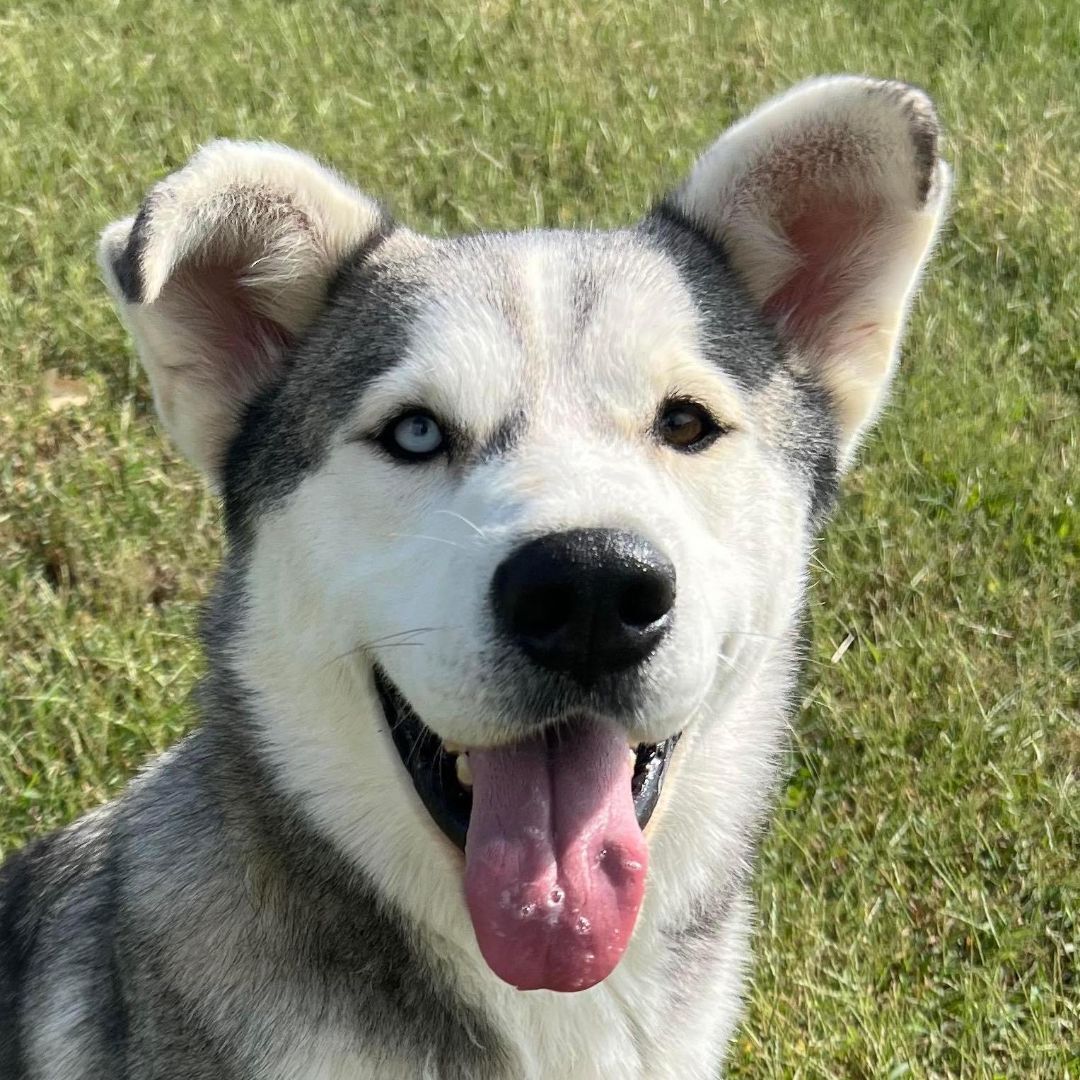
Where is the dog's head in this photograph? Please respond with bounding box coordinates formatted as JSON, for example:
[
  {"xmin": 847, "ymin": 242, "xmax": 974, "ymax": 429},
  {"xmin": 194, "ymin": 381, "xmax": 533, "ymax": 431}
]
[{"xmin": 101, "ymin": 78, "xmax": 948, "ymax": 994}]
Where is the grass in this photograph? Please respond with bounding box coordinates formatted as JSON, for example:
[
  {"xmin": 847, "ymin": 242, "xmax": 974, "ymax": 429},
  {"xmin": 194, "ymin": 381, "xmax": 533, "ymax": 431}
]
[{"xmin": 1, "ymin": 0, "xmax": 1076, "ymax": 1074}]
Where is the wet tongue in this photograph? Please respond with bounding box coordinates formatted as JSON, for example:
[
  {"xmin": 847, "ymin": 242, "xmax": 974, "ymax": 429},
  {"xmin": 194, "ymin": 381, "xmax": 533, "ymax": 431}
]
[{"xmin": 464, "ymin": 722, "xmax": 647, "ymax": 992}]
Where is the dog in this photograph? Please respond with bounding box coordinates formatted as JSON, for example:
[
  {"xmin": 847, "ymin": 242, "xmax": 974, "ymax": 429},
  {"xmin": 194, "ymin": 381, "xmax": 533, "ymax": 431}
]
[{"xmin": 0, "ymin": 76, "xmax": 949, "ymax": 1078}]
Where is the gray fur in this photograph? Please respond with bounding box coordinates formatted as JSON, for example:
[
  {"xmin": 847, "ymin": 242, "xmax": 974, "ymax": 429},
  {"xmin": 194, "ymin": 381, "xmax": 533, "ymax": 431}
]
[
  {"xmin": 0, "ymin": 228, "xmax": 820, "ymax": 1079},
  {"xmin": 1, "ymin": 76, "xmax": 948, "ymax": 1079},
  {"xmin": 1, "ymin": 225, "xmax": 801, "ymax": 1080},
  {"xmin": 2, "ymin": 586, "xmax": 510, "ymax": 1077}
]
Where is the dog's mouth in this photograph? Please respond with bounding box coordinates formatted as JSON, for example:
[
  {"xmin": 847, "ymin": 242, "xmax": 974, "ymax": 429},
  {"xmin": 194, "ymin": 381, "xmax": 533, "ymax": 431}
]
[
  {"xmin": 375, "ymin": 669, "xmax": 679, "ymax": 851},
  {"xmin": 374, "ymin": 667, "xmax": 680, "ymax": 992}
]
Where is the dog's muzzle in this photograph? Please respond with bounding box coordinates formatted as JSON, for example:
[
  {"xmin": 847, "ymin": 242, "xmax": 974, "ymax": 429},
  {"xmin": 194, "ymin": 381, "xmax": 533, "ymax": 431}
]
[
  {"xmin": 376, "ymin": 668, "xmax": 681, "ymax": 993},
  {"xmin": 375, "ymin": 528, "xmax": 682, "ymax": 994}
]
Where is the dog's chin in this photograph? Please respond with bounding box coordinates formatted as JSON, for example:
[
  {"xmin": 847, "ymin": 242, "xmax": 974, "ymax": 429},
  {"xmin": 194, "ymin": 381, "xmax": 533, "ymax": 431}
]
[{"xmin": 373, "ymin": 666, "xmax": 681, "ymax": 854}]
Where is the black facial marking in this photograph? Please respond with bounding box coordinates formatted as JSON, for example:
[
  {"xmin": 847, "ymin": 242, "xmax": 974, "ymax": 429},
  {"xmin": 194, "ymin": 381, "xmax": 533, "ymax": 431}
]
[
  {"xmin": 642, "ymin": 202, "xmax": 787, "ymax": 393},
  {"xmin": 218, "ymin": 216, "xmax": 843, "ymax": 552},
  {"xmin": 640, "ymin": 205, "xmax": 841, "ymax": 523},
  {"xmin": 111, "ymin": 195, "xmax": 156, "ymax": 304},
  {"xmin": 221, "ymin": 255, "xmax": 422, "ymax": 549},
  {"xmin": 323, "ymin": 217, "xmax": 395, "ymax": 302},
  {"xmin": 475, "ymin": 409, "xmax": 526, "ymax": 463}
]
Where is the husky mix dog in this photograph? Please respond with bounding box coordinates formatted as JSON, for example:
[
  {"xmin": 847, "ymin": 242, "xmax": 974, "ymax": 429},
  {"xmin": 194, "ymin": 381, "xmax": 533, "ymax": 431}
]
[{"xmin": 0, "ymin": 78, "xmax": 949, "ymax": 1078}]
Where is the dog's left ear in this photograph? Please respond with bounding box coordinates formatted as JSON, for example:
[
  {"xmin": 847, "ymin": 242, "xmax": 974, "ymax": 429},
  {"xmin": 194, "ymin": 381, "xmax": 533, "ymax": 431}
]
[
  {"xmin": 665, "ymin": 77, "xmax": 950, "ymax": 461},
  {"xmin": 99, "ymin": 141, "xmax": 390, "ymax": 483}
]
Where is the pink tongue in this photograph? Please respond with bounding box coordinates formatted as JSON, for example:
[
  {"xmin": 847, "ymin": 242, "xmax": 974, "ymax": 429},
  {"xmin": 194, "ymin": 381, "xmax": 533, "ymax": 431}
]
[{"xmin": 464, "ymin": 723, "xmax": 647, "ymax": 992}]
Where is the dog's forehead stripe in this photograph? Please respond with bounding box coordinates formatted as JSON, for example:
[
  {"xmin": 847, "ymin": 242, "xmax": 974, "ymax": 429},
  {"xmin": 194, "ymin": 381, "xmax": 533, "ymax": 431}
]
[{"xmin": 370, "ymin": 230, "xmax": 733, "ymax": 424}]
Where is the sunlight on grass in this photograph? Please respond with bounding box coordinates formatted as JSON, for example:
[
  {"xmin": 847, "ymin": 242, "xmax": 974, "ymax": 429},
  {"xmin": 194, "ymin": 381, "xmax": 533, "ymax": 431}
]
[{"xmin": 1, "ymin": 1, "xmax": 1076, "ymax": 1074}]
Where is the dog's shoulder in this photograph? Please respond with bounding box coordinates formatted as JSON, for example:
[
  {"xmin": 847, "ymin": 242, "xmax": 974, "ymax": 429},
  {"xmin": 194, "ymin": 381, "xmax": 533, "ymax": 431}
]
[
  {"xmin": 0, "ymin": 809, "xmax": 121, "ymax": 1076},
  {"xmin": 1, "ymin": 831, "xmax": 60, "ymax": 1076}
]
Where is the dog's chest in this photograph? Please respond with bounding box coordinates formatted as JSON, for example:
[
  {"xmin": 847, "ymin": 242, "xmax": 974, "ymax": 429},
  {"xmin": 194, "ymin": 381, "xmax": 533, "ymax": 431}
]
[
  {"xmin": 461, "ymin": 946, "xmax": 728, "ymax": 1080},
  {"xmin": 258, "ymin": 972, "xmax": 704, "ymax": 1080},
  {"xmin": 493, "ymin": 986, "xmax": 648, "ymax": 1080},
  {"xmin": 261, "ymin": 1022, "xmax": 638, "ymax": 1080}
]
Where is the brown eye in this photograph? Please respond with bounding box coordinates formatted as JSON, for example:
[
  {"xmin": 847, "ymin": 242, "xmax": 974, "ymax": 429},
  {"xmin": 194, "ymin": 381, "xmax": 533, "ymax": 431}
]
[{"xmin": 656, "ymin": 400, "xmax": 723, "ymax": 452}]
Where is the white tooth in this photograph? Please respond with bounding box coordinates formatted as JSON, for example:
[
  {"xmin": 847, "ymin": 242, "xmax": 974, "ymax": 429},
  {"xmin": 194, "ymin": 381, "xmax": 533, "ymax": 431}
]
[
  {"xmin": 444, "ymin": 741, "xmax": 465, "ymax": 755},
  {"xmin": 628, "ymin": 747, "xmax": 637, "ymax": 768},
  {"xmin": 455, "ymin": 753, "xmax": 473, "ymax": 789}
]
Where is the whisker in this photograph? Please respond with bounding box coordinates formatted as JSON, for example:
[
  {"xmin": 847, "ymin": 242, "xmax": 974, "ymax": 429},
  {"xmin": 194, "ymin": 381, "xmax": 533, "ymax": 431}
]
[
  {"xmin": 362, "ymin": 626, "xmax": 442, "ymax": 646},
  {"xmin": 321, "ymin": 626, "xmax": 441, "ymax": 671},
  {"xmin": 432, "ymin": 509, "xmax": 488, "ymax": 539},
  {"xmin": 389, "ymin": 532, "xmax": 472, "ymax": 552},
  {"xmin": 402, "ymin": 720, "xmax": 442, "ymax": 771},
  {"xmin": 321, "ymin": 641, "xmax": 428, "ymax": 672},
  {"xmin": 716, "ymin": 651, "xmax": 751, "ymax": 678}
]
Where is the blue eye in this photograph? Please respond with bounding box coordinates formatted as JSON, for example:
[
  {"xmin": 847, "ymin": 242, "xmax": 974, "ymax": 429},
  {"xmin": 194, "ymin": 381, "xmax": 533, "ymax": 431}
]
[{"xmin": 382, "ymin": 411, "xmax": 446, "ymax": 461}]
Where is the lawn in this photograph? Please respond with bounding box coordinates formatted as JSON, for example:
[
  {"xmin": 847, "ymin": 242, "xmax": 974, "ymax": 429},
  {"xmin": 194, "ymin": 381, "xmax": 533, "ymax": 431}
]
[{"xmin": 0, "ymin": 0, "xmax": 1076, "ymax": 1074}]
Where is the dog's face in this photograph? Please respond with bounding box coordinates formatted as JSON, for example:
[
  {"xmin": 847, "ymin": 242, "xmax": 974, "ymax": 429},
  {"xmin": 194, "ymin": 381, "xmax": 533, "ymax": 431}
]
[
  {"xmin": 258, "ymin": 226, "xmax": 821, "ymax": 746},
  {"xmin": 101, "ymin": 77, "xmax": 948, "ymax": 994}
]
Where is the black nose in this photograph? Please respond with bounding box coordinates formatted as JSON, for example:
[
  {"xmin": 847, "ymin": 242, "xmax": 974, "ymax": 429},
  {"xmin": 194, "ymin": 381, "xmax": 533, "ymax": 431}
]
[{"xmin": 491, "ymin": 529, "xmax": 676, "ymax": 684}]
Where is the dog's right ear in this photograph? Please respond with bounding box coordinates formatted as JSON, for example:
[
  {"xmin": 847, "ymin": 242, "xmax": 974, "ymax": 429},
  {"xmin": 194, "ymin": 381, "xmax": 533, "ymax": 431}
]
[{"xmin": 99, "ymin": 141, "xmax": 390, "ymax": 483}]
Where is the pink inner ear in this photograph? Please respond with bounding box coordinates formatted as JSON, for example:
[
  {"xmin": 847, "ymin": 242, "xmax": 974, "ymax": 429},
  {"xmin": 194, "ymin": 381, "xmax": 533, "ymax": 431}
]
[
  {"xmin": 165, "ymin": 263, "xmax": 295, "ymax": 397},
  {"xmin": 762, "ymin": 200, "xmax": 881, "ymax": 349}
]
